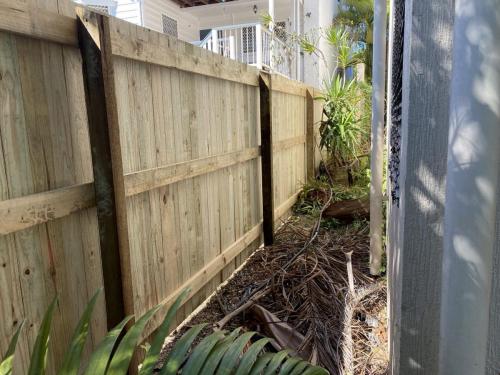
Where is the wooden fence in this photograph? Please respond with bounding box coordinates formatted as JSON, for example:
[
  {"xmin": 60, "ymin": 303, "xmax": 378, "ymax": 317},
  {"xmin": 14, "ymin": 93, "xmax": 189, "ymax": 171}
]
[{"xmin": 0, "ymin": 2, "xmax": 324, "ymax": 373}]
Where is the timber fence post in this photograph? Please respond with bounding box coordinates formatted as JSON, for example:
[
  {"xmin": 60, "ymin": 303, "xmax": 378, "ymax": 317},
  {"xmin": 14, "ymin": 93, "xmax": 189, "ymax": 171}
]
[
  {"xmin": 259, "ymin": 72, "xmax": 274, "ymax": 245},
  {"xmin": 77, "ymin": 10, "xmax": 127, "ymax": 329},
  {"xmin": 306, "ymin": 87, "xmax": 315, "ymax": 180}
]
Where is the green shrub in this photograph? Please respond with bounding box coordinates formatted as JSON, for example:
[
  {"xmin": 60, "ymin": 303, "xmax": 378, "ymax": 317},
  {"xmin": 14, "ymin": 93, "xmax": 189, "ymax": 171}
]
[
  {"xmin": 0, "ymin": 289, "xmax": 328, "ymax": 375},
  {"xmin": 317, "ymin": 77, "xmax": 369, "ymax": 164}
]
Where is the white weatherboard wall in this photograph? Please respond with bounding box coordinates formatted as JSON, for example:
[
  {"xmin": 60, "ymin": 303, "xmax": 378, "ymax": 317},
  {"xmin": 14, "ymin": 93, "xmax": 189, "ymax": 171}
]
[
  {"xmin": 302, "ymin": 0, "xmax": 336, "ymax": 88},
  {"xmin": 185, "ymin": 0, "xmax": 337, "ymax": 87},
  {"xmin": 184, "ymin": 0, "xmax": 293, "ymax": 32},
  {"xmin": 116, "ymin": 0, "xmax": 142, "ymax": 25},
  {"xmin": 143, "ymin": 0, "xmax": 200, "ymax": 41},
  {"xmin": 75, "ymin": 0, "xmax": 142, "ymax": 25}
]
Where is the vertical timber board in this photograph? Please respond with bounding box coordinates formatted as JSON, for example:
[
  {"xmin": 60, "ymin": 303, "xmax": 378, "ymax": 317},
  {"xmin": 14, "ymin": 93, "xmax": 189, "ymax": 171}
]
[
  {"xmin": 313, "ymin": 88, "xmax": 324, "ymax": 173},
  {"xmin": 79, "ymin": 11, "xmax": 135, "ymax": 322},
  {"xmin": 390, "ymin": 0, "xmax": 454, "ymax": 373},
  {"xmin": 77, "ymin": 11, "xmax": 126, "ymax": 329},
  {"xmin": 259, "ymin": 73, "xmax": 274, "ymax": 245},
  {"xmin": 99, "ymin": 15, "xmax": 136, "ymax": 321},
  {"xmin": 305, "ymin": 88, "xmax": 316, "ymax": 179},
  {"xmin": 307, "ymin": 87, "xmax": 315, "ymax": 179},
  {"xmin": 0, "ymin": 2, "xmax": 106, "ymax": 373}
]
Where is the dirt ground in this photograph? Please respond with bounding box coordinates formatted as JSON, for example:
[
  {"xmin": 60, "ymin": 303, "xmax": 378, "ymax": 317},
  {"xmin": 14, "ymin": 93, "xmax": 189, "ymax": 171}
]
[{"xmin": 159, "ymin": 215, "xmax": 388, "ymax": 374}]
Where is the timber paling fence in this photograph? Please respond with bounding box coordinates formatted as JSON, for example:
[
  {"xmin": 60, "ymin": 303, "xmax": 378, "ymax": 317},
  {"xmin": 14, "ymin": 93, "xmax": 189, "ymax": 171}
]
[{"xmin": 0, "ymin": 2, "xmax": 324, "ymax": 373}]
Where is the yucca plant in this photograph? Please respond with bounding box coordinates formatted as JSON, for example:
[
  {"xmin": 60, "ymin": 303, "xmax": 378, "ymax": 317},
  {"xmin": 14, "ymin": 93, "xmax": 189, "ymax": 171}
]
[
  {"xmin": 0, "ymin": 289, "xmax": 328, "ymax": 375},
  {"xmin": 318, "ymin": 77, "xmax": 368, "ymax": 159},
  {"xmin": 317, "ymin": 76, "xmax": 370, "ymax": 185}
]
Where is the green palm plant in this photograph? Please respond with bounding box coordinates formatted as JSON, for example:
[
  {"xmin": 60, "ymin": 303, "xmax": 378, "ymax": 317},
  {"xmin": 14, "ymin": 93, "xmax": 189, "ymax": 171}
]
[
  {"xmin": 323, "ymin": 25, "xmax": 364, "ymax": 79},
  {"xmin": 0, "ymin": 289, "xmax": 328, "ymax": 375},
  {"xmin": 317, "ymin": 76, "xmax": 370, "ymax": 184},
  {"xmin": 334, "ymin": 0, "xmax": 379, "ymax": 80}
]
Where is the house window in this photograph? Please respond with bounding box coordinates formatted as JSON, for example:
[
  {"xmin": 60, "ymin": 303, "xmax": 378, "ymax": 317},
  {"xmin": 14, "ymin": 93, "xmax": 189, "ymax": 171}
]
[
  {"xmin": 275, "ymin": 21, "xmax": 287, "ymax": 42},
  {"xmin": 87, "ymin": 4, "xmax": 109, "ymax": 14},
  {"xmin": 162, "ymin": 14, "xmax": 178, "ymax": 38},
  {"xmin": 242, "ymin": 26, "xmax": 256, "ymax": 53}
]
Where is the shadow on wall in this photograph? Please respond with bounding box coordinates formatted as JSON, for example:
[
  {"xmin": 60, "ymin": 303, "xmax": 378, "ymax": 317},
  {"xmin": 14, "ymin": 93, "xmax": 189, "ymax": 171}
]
[
  {"xmin": 440, "ymin": 0, "xmax": 500, "ymax": 373},
  {"xmin": 393, "ymin": 0, "xmax": 500, "ymax": 374},
  {"xmin": 391, "ymin": 0, "xmax": 453, "ymax": 374}
]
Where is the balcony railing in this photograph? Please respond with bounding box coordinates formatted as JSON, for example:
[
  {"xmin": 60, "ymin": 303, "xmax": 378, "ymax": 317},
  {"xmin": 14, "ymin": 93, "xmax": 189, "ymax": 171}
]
[{"xmin": 198, "ymin": 23, "xmax": 295, "ymax": 79}]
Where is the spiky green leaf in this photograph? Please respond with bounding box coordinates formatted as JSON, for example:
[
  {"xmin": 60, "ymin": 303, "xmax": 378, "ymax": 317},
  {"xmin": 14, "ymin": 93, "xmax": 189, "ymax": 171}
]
[
  {"xmin": 140, "ymin": 289, "xmax": 190, "ymax": 375},
  {"xmin": 263, "ymin": 350, "xmax": 290, "ymax": 375},
  {"xmin": 288, "ymin": 361, "xmax": 310, "ymax": 375},
  {"xmin": 248, "ymin": 353, "xmax": 274, "ymax": 375},
  {"xmin": 0, "ymin": 321, "xmax": 25, "ymax": 375},
  {"xmin": 278, "ymin": 357, "xmax": 301, "ymax": 375},
  {"xmin": 107, "ymin": 306, "xmax": 161, "ymax": 375},
  {"xmin": 216, "ymin": 332, "xmax": 256, "ymax": 375},
  {"xmin": 83, "ymin": 316, "xmax": 133, "ymax": 375},
  {"xmin": 302, "ymin": 366, "xmax": 329, "ymax": 375},
  {"xmin": 200, "ymin": 328, "xmax": 241, "ymax": 374},
  {"xmin": 234, "ymin": 338, "xmax": 270, "ymax": 375},
  {"xmin": 28, "ymin": 298, "xmax": 58, "ymax": 375},
  {"xmin": 181, "ymin": 331, "xmax": 225, "ymax": 375},
  {"xmin": 58, "ymin": 289, "xmax": 101, "ymax": 375},
  {"xmin": 160, "ymin": 324, "xmax": 206, "ymax": 375}
]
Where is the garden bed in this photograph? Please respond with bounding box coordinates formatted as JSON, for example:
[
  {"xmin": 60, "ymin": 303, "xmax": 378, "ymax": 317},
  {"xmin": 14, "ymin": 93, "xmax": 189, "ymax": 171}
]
[{"xmin": 159, "ymin": 208, "xmax": 388, "ymax": 374}]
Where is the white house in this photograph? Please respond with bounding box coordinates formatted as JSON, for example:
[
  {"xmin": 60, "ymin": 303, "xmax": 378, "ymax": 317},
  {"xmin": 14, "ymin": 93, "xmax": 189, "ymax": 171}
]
[{"xmin": 74, "ymin": 0, "xmax": 338, "ymax": 87}]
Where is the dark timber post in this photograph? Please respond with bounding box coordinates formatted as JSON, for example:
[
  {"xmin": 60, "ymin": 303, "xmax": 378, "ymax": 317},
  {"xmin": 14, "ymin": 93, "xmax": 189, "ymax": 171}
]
[
  {"xmin": 77, "ymin": 11, "xmax": 126, "ymax": 329},
  {"xmin": 259, "ymin": 73, "xmax": 274, "ymax": 245},
  {"xmin": 306, "ymin": 88, "xmax": 315, "ymax": 180}
]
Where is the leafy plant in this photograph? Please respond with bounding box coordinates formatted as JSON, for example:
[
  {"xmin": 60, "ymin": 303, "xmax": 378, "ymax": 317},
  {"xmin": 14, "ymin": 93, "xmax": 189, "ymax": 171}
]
[
  {"xmin": 317, "ymin": 77, "xmax": 369, "ymax": 167},
  {"xmin": 294, "ymin": 176, "xmax": 332, "ymax": 217},
  {"xmin": 323, "ymin": 26, "xmax": 364, "ymax": 78},
  {"xmin": 334, "ymin": 0, "xmax": 374, "ymax": 79},
  {"xmin": 0, "ymin": 289, "xmax": 328, "ymax": 375}
]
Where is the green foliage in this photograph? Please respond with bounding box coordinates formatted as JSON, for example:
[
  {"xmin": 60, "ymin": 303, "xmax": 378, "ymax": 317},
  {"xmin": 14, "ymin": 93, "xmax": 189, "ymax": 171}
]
[
  {"xmin": 323, "ymin": 26, "xmax": 363, "ymax": 73},
  {"xmin": 28, "ymin": 298, "xmax": 58, "ymax": 375},
  {"xmin": 294, "ymin": 176, "xmax": 332, "ymax": 217},
  {"xmin": 0, "ymin": 321, "xmax": 24, "ymax": 375},
  {"xmin": 59, "ymin": 290, "xmax": 101, "ymax": 375},
  {"xmin": 317, "ymin": 77, "xmax": 370, "ymax": 164},
  {"xmin": 1, "ymin": 290, "xmax": 328, "ymax": 375},
  {"xmin": 335, "ymin": 0, "xmax": 374, "ymax": 42}
]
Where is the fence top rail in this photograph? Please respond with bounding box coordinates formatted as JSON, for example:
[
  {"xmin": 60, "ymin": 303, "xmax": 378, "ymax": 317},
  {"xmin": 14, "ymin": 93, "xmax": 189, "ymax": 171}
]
[
  {"xmin": 0, "ymin": 4, "xmax": 318, "ymax": 93},
  {"xmin": 270, "ymin": 73, "xmax": 312, "ymax": 97},
  {"xmin": 106, "ymin": 15, "xmax": 260, "ymax": 86},
  {"xmin": 0, "ymin": 2, "xmax": 78, "ymax": 45}
]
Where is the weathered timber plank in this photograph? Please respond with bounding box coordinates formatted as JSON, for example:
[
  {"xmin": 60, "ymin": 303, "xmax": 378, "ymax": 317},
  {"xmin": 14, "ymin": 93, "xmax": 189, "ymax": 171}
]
[
  {"xmin": 273, "ymin": 135, "xmax": 306, "ymax": 153},
  {"xmin": 306, "ymin": 88, "xmax": 315, "ymax": 179},
  {"xmin": 78, "ymin": 12, "xmax": 126, "ymax": 329},
  {"xmin": 0, "ymin": 183, "xmax": 95, "ymax": 235},
  {"xmin": 270, "ymin": 73, "xmax": 309, "ymax": 97},
  {"xmin": 124, "ymin": 147, "xmax": 260, "ymax": 196},
  {"xmin": 91, "ymin": 12, "xmax": 136, "ymax": 321},
  {"xmin": 141, "ymin": 222, "xmax": 263, "ymax": 340},
  {"xmin": 0, "ymin": 2, "xmax": 77, "ymax": 45},
  {"xmin": 107, "ymin": 17, "xmax": 259, "ymax": 87},
  {"xmin": 274, "ymin": 191, "xmax": 300, "ymax": 221}
]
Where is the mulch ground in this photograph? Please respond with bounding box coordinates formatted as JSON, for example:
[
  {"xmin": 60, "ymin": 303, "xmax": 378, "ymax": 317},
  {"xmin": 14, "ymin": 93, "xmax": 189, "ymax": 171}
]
[{"xmin": 159, "ymin": 215, "xmax": 388, "ymax": 375}]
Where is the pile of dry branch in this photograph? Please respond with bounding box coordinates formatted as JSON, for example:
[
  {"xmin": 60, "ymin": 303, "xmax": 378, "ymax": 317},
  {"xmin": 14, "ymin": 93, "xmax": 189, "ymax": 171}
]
[
  {"xmin": 160, "ymin": 175, "xmax": 387, "ymax": 374},
  {"xmin": 161, "ymin": 216, "xmax": 387, "ymax": 374}
]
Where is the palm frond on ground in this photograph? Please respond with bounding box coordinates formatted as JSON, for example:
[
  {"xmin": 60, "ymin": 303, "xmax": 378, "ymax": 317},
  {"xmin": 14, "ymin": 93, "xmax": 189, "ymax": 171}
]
[{"xmin": 0, "ymin": 289, "xmax": 328, "ymax": 375}]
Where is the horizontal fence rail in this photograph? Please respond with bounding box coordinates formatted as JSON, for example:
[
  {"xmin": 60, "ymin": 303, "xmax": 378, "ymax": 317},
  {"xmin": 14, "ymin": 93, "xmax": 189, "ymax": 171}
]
[{"xmin": 0, "ymin": 2, "xmax": 323, "ymax": 374}]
